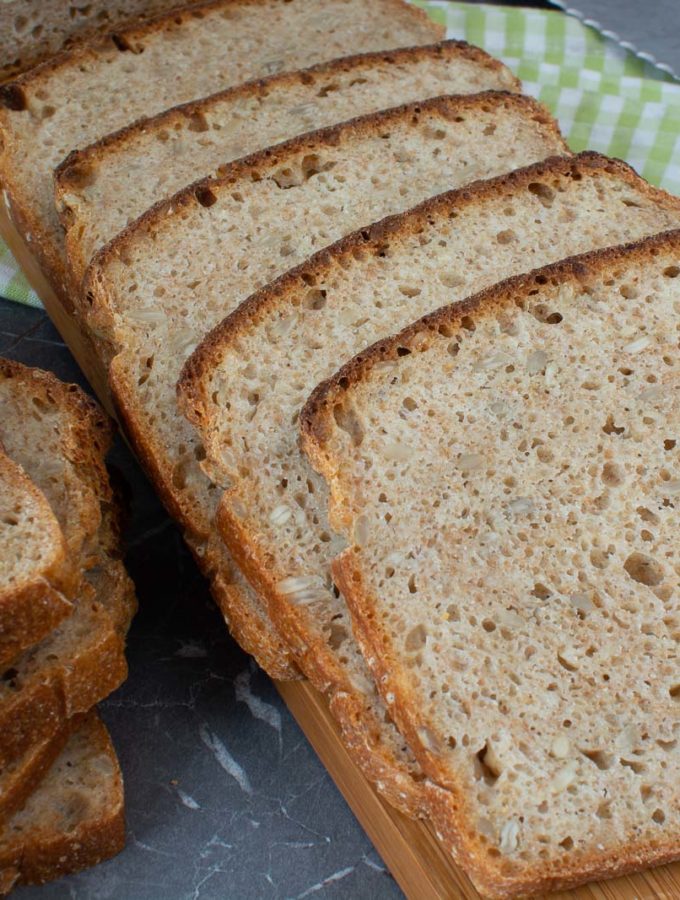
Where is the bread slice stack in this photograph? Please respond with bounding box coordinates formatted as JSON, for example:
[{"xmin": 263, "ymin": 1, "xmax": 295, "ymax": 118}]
[
  {"xmin": 0, "ymin": 0, "xmax": 678, "ymax": 894},
  {"xmin": 0, "ymin": 358, "xmax": 135, "ymax": 891}
]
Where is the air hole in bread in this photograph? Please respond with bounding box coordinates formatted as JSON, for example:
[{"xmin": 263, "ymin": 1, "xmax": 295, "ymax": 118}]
[
  {"xmin": 333, "ymin": 402, "xmax": 363, "ymax": 447},
  {"xmin": 528, "ymin": 182, "xmax": 555, "ymax": 207},
  {"xmin": 623, "ymin": 551, "xmax": 664, "ymax": 587},
  {"xmin": 194, "ymin": 186, "xmax": 217, "ymax": 208},
  {"xmin": 187, "ymin": 112, "xmax": 209, "ymax": 133}
]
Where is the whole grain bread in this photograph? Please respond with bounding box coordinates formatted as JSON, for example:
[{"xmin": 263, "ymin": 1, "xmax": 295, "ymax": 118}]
[
  {"xmin": 177, "ymin": 153, "xmax": 680, "ymax": 825},
  {"xmin": 0, "ymin": 711, "xmax": 124, "ymax": 893},
  {"xmin": 0, "ymin": 0, "xmax": 442, "ymax": 305},
  {"xmin": 85, "ymin": 92, "xmax": 567, "ymax": 814},
  {"xmin": 55, "ymin": 40, "xmax": 520, "ymax": 288},
  {"xmin": 300, "ymin": 232, "xmax": 680, "ymax": 898},
  {"xmin": 0, "ymin": 0, "xmax": 204, "ymax": 82},
  {"xmin": 0, "ymin": 446, "xmax": 74, "ymax": 666}
]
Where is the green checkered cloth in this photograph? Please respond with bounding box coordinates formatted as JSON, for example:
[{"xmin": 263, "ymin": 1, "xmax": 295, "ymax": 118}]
[{"xmin": 2, "ymin": 0, "xmax": 679, "ymax": 308}]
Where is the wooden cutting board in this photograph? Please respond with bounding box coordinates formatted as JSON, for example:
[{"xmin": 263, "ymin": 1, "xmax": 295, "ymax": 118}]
[{"xmin": 2, "ymin": 202, "xmax": 678, "ymax": 900}]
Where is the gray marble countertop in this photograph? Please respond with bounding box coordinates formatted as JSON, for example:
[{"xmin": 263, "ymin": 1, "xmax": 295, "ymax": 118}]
[{"xmin": 3, "ymin": 2, "xmax": 677, "ymax": 898}]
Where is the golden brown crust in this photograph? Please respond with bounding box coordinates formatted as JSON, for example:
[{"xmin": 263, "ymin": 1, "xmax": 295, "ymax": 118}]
[
  {"xmin": 305, "ymin": 232, "xmax": 680, "ymax": 898},
  {"xmin": 56, "ymin": 38, "xmax": 518, "ymax": 287}
]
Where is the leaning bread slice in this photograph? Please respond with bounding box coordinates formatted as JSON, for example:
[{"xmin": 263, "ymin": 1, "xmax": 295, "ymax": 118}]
[
  {"xmin": 55, "ymin": 39, "xmax": 520, "ymax": 288},
  {"xmin": 0, "ymin": 357, "xmax": 113, "ymax": 573},
  {"xmin": 86, "ymin": 92, "xmax": 568, "ymax": 814},
  {"xmin": 0, "ymin": 711, "xmax": 124, "ymax": 893},
  {"xmin": 301, "ymin": 232, "xmax": 680, "ymax": 898},
  {"xmin": 177, "ymin": 153, "xmax": 680, "ymax": 820},
  {"xmin": 0, "ymin": 0, "xmax": 441, "ymax": 304},
  {"xmin": 0, "ymin": 0, "xmax": 204, "ymax": 82},
  {"xmin": 0, "ymin": 447, "xmax": 74, "ymax": 666}
]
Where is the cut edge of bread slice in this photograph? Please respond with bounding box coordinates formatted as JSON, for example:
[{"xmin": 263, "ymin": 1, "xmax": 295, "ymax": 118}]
[
  {"xmin": 0, "ymin": 446, "xmax": 75, "ymax": 666},
  {"xmin": 300, "ymin": 230, "xmax": 680, "ymax": 898},
  {"xmin": 54, "ymin": 38, "xmax": 521, "ymax": 289},
  {"xmin": 0, "ymin": 709, "xmax": 125, "ymax": 893}
]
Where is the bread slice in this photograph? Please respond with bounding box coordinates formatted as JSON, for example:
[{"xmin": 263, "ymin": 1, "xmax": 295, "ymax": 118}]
[
  {"xmin": 0, "ymin": 0, "xmax": 441, "ymax": 305},
  {"xmin": 55, "ymin": 40, "xmax": 520, "ymax": 289},
  {"xmin": 300, "ymin": 231, "xmax": 680, "ymax": 897},
  {"xmin": 0, "ymin": 446, "xmax": 74, "ymax": 666},
  {"xmin": 84, "ymin": 92, "xmax": 567, "ymax": 813},
  {"xmin": 0, "ymin": 718, "xmax": 76, "ymax": 821},
  {"xmin": 0, "ymin": 357, "xmax": 113, "ymax": 572},
  {"xmin": 0, "ymin": 711, "xmax": 124, "ymax": 893},
  {"xmin": 177, "ymin": 153, "xmax": 680, "ymax": 821},
  {"xmin": 0, "ymin": 0, "xmax": 204, "ymax": 82}
]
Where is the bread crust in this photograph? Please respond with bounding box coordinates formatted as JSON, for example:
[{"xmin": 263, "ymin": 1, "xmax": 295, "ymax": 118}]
[{"xmin": 301, "ymin": 231, "xmax": 680, "ymax": 898}]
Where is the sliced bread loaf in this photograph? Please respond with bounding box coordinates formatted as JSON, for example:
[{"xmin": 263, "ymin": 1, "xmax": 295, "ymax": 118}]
[
  {"xmin": 0, "ymin": 711, "xmax": 124, "ymax": 893},
  {"xmin": 0, "ymin": 0, "xmax": 203, "ymax": 82},
  {"xmin": 55, "ymin": 40, "xmax": 520, "ymax": 288},
  {"xmin": 177, "ymin": 154, "xmax": 680, "ymax": 823},
  {"xmin": 0, "ymin": 0, "xmax": 441, "ymax": 303},
  {"xmin": 85, "ymin": 93, "xmax": 567, "ymax": 813},
  {"xmin": 0, "ymin": 446, "xmax": 74, "ymax": 666},
  {"xmin": 300, "ymin": 232, "xmax": 680, "ymax": 898}
]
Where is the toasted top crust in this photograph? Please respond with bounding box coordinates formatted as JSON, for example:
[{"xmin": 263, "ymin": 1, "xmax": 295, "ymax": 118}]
[
  {"xmin": 0, "ymin": 0, "xmax": 441, "ymax": 301},
  {"xmin": 300, "ymin": 231, "xmax": 680, "ymax": 897},
  {"xmin": 55, "ymin": 40, "xmax": 520, "ymax": 286}
]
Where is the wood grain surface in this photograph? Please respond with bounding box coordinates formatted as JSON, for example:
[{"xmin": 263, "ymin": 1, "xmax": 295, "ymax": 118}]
[{"xmin": 2, "ymin": 201, "xmax": 678, "ymax": 900}]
